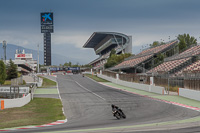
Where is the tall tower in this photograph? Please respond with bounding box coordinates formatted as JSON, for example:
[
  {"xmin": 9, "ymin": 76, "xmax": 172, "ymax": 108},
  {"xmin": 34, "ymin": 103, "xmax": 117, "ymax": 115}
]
[{"xmin": 40, "ymin": 12, "xmax": 54, "ymax": 66}]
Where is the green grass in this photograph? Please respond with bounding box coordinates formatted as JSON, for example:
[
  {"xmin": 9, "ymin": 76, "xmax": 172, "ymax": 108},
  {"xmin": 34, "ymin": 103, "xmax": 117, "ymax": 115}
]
[
  {"xmin": 3, "ymin": 80, "xmax": 11, "ymax": 85},
  {"xmin": 162, "ymin": 85, "xmax": 179, "ymax": 92},
  {"xmin": 85, "ymin": 74, "xmax": 109, "ymax": 82},
  {"xmin": 38, "ymin": 76, "xmax": 57, "ymax": 87},
  {"xmin": 0, "ymin": 98, "xmax": 65, "ymax": 129}
]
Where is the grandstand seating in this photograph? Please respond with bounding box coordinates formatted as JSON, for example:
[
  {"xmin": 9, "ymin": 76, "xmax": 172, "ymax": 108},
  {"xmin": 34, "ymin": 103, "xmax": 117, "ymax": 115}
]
[
  {"xmin": 112, "ymin": 40, "xmax": 178, "ymax": 70},
  {"xmin": 147, "ymin": 57, "xmax": 191, "ymax": 74},
  {"xmin": 115, "ymin": 54, "xmax": 153, "ymax": 69},
  {"xmin": 183, "ymin": 60, "xmax": 200, "ymax": 72},
  {"xmin": 165, "ymin": 45, "xmax": 200, "ymax": 61},
  {"xmin": 138, "ymin": 41, "xmax": 176, "ymax": 56}
]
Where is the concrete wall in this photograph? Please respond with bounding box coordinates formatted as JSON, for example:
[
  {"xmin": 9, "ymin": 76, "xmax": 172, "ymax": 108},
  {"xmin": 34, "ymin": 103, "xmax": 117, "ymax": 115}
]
[
  {"xmin": 37, "ymin": 78, "xmax": 43, "ymax": 87},
  {"xmin": 0, "ymin": 94, "xmax": 31, "ymax": 109},
  {"xmin": 83, "ymin": 72, "xmax": 93, "ymax": 75},
  {"xmin": 97, "ymin": 74, "xmax": 166, "ymax": 95},
  {"xmin": 179, "ymin": 88, "xmax": 200, "ymax": 101}
]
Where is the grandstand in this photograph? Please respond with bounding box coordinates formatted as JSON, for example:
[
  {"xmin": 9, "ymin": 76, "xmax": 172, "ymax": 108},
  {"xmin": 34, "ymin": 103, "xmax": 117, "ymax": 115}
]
[
  {"xmin": 83, "ymin": 32, "xmax": 132, "ymax": 70},
  {"xmin": 183, "ymin": 60, "xmax": 200, "ymax": 72},
  {"xmin": 147, "ymin": 45, "xmax": 200, "ymax": 75},
  {"xmin": 111, "ymin": 40, "xmax": 178, "ymax": 73}
]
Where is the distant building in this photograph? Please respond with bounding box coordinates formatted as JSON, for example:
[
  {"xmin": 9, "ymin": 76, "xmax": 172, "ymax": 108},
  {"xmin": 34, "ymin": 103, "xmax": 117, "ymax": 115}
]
[
  {"xmin": 83, "ymin": 32, "xmax": 132, "ymax": 70},
  {"xmin": 5, "ymin": 49, "xmax": 37, "ymax": 75}
]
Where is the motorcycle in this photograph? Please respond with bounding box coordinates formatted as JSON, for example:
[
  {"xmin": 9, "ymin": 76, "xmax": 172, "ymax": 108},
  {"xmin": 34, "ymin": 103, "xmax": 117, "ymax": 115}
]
[{"xmin": 112, "ymin": 109, "xmax": 126, "ymax": 119}]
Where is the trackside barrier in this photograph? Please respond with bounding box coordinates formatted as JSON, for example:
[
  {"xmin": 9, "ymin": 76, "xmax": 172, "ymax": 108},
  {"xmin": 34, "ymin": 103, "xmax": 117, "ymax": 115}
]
[
  {"xmin": 82, "ymin": 72, "xmax": 93, "ymax": 75},
  {"xmin": 179, "ymin": 88, "xmax": 200, "ymax": 101},
  {"xmin": 1, "ymin": 100, "xmax": 4, "ymax": 110},
  {"xmin": 97, "ymin": 74, "xmax": 167, "ymax": 95},
  {"xmin": 1, "ymin": 94, "xmax": 31, "ymax": 109},
  {"xmin": 37, "ymin": 77, "xmax": 43, "ymax": 87}
]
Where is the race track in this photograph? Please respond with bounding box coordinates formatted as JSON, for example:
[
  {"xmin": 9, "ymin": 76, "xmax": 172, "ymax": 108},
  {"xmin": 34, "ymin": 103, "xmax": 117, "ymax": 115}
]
[{"xmin": 3, "ymin": 74, "xmax": 200, "ymax": 133}]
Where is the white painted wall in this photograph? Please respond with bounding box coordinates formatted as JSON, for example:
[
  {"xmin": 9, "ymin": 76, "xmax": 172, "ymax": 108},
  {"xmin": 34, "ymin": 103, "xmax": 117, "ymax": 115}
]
[
  {"xmin": 97, "ymin": 74, "xmax": 166, "ymax": 95},
  {"xmin": 37, "ymin": 78, "xmax": 43, "ymax": 87},
  {"xmin": 0, "ymin": 94, "xmax": 31, "ymax": 109},
  {"xmin": 179, "ymin": 88, "xmax": 200, "ymax": 101}
]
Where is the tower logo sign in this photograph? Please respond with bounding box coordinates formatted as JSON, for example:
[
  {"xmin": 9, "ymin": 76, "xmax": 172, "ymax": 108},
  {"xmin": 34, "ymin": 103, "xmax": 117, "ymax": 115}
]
[{"xmin": 41, "ymin": 12, "xmax": 53, "ymax": 25}]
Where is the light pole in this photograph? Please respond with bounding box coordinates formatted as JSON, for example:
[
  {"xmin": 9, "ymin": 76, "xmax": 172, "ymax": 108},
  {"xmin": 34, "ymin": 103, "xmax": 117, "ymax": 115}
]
[
  {"xmin": 37, "ymin": 43, "xmax": 40, "ymax": 73},
  {"xmin": 168, "ymin": 71, "xmax": 170, "ymax": 95},
  {"xmin": 2, "ymin": 40, "xmax": 7, "ymax": 64}
]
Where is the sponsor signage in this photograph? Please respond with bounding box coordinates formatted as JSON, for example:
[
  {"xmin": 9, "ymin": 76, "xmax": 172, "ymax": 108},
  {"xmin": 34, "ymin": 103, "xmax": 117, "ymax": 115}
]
[
  {"xmin": 15, "ymin": 54, "xmax": 32, "ymax": 59},
  {"xmin": 41, "ymin": 25, "xmax": 54, "ymax": 33},
  {"xmin": 49, "ymin": 67, "xmax": 57, "ymax": 71},
  {"xmin": 49, "ymin": 67, "xmax": 80, "ymax": 71},
  {"xmin": 67, "ymin": 67, "xmax": 80, "ymax": 71},
  {"xmin": 41, "ymin": 12, "xmax": 53, "ymax": 25},
  {"xmin": 0, "ymin": 87, "xmax": 29, "ymax": 94}
]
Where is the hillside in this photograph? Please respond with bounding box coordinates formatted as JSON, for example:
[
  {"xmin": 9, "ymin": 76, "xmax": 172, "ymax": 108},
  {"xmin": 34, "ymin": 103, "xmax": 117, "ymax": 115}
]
[{"xmin": 0, "ymin": 43, "xmax": 76, "ymax": 66}]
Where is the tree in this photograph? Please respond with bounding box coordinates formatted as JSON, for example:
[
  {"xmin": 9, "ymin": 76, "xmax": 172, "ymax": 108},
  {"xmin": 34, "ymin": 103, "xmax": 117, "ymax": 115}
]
[
  {"xmin": 177, "ymin": 34, "xmax": 197, "ymax": 51},
  {"xmin": 149, "ymin": 41, "xmax": 160, "ymax": 48},
  {"xmin": 64, "ymin": 61, "xmax": 72, "ymax": 67},
  {"xmin": 104, "ymin": 52, "xmax": 132, "ymax": 68},
  {"xmin": 0, "ymin": 60, "xmax": 7, "ymax": 85},
  {"xmin": 110, "ymin": 49, "xmax": 116, "ymax": 56},
  {"xmin": 69, "ymin": 62, "xmax": 72, "ymax": 67},
  {"xmin": 6, "ymin": 59, "xmax": 18, "ymax": 80}
]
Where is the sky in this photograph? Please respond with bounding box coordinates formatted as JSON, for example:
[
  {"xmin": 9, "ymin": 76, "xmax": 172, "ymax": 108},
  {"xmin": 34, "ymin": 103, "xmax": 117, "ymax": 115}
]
[{"xmin": 1, "ymin": 0, "xmax": 200, "ymax": 65}]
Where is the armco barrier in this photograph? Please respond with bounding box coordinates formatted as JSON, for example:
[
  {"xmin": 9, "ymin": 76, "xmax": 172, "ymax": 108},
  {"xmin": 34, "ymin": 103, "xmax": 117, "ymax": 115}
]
[
  {"xmin": 179, "ymin": 88, "xmax": 200, "ymax": 101},
  {"xmin": 97, "ymin": 74, "xmax": 166, "ymax": 95},
  {"xmin": 1, "ymin": 94, "xmax": 31, "ymax": 109}
]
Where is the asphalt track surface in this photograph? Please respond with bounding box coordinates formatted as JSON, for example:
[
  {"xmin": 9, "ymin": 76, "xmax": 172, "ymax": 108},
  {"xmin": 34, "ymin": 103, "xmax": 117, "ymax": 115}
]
[{"xmin": 3, "ymin": 74, "xmax": 200, "ymax": 133}]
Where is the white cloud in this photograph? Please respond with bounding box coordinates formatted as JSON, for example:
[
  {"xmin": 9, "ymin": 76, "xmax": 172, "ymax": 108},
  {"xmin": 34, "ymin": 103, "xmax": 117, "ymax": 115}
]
[
  {"xmin": 0, "ymin": 30, "xmax": 42, "ymax": 49},
  {"xmin": 52, "ymin": 32, "xmax": 91, "ymax": 48},
  {"xmin": 131, "ymin": 34, "xmax": 168, "ymax": 47}
]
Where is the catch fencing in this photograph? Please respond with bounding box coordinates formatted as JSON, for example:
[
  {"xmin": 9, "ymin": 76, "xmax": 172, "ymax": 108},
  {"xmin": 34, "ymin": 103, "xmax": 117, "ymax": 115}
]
[
  {"xmin": 100, "ymin": 70, "xmax": 200, "ymax": 91},
  {"xmin": 11, "ymin": 76, "xmax": 23, "ymax": 85}
]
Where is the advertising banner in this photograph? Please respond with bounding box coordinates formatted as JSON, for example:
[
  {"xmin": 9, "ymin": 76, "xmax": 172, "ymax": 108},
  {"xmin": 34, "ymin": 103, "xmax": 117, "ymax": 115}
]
[
  {"xmin": 15, "ymin": 54, "xmax": 33, "ymax": 59},
  {"xmin": 67, "ymin": 67, "xmax": 80, "ymax": 71},
  {"xmin": 0, "ymin": 87, "xmax": 29, "ymax": 94}
]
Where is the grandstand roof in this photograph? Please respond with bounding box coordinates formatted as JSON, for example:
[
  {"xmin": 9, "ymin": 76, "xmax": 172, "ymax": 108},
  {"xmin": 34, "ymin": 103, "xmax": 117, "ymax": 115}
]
[{"xmin": 83, "ymin": 32, "xmax": 129, "ymax": 48}]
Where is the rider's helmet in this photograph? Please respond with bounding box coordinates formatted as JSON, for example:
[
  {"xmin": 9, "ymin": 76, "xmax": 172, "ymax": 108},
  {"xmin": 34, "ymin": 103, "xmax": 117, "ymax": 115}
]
[{"xmin": 111, "ymin": 104, "xmax": 115, "ymax": 108}]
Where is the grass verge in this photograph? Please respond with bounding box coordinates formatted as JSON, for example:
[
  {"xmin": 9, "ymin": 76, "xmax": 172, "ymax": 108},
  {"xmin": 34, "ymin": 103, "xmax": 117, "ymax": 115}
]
[
  {"xmin": 3, "ymin": 80, "xmax": 11, "ymax": 85},
  {"xmin": 85, "ymin": 74, "xmax": 109, "ymax": 82},
  {"xmin": 0, "ymin": 98, "xmax": 65, "ymax": 129},
  {"xmin": 38, "ymin": 76, "xmax": 57, "ymax": 87},
  {"xmin": 163, "ymin": 85, "xmax": 179, "ymax": 92}
]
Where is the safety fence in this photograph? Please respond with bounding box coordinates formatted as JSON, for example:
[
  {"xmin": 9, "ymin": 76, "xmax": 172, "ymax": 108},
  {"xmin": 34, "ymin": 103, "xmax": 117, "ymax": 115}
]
[
  {"xmin": 11, "ymin": 76, "xmax": 23, "ymax": 85},
  {"xmin": 0, "ymin": 83, "xmax": 37, "ymax": 109},
  {"xmin": 97, "ymin": 74, "xmax": 166, "ymax": 95},
  {"xmin": 101, "ymin": 70, "xmax": 200, "ymax": 91}
]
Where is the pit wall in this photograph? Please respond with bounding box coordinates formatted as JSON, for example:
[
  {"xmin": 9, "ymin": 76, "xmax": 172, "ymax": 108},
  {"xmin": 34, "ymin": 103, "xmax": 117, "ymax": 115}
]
[
  {"xmin": 0, "ymin": 94, "xmax": 31, "ymax": 109},
  {"xmin": 97, "ymin": 74, "xmax": 167, "ymax": 95},
  {"xmin": 179, "ymin": 88, "xmax": 200, "ymax": 101}
]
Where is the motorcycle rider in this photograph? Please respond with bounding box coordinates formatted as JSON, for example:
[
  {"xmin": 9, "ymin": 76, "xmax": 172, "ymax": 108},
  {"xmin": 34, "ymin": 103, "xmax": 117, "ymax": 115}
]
[
  {"xmin": 111, "ymin": 104, "xmax": 126, "ymax": 119},
  {"xmin": 111, "ymin": 104, "xmax": 119, "ymax": 111}
]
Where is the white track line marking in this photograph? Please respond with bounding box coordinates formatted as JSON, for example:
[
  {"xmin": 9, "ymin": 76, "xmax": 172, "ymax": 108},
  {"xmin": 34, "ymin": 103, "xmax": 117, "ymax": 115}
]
[{"xmin": 75, "ymin": 81, "xmax": 106, "ymax": 101}]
